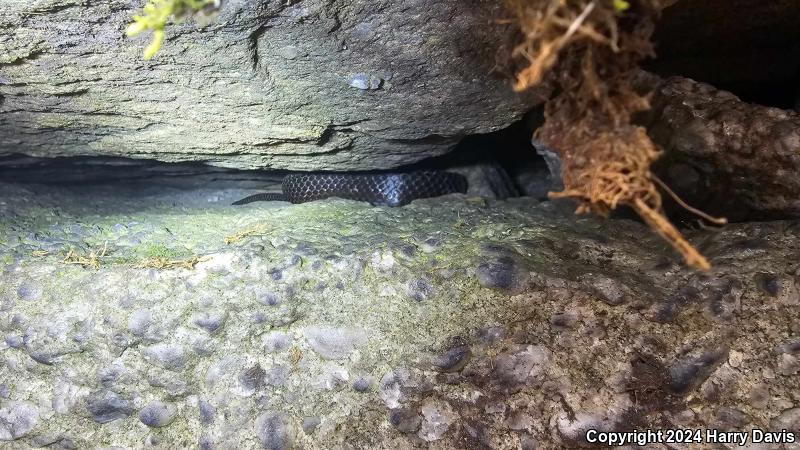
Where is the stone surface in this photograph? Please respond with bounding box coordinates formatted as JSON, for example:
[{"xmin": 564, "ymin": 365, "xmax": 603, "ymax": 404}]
[
  {"xmin": 0, "ymin": 173, "xmax": 799, "ymax": 448},
  {"xmin": 0, "ymin": 0, "xmax": 546, "ymax": 171},
  {"xmin": 637, "ymin": 72, "xmax": 800, "ymax": 221}
]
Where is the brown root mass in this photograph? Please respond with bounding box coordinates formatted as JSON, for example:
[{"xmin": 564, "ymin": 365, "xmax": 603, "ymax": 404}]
[{"xmin": 504, "ymin": 0, "xmax": 722, "ymax": 270}]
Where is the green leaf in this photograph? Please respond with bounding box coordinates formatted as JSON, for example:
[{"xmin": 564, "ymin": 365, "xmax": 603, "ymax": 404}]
[
  {"xmin": 127, "ymin": 0, "xmax": 217, "ymax": 59},
  {"xmin": 143, "ymin": 29, "xmax": 165, "ymax": 60},
  {"xmin": 613, "ymin": 0, "xmax": 631, "ymax": 12}
]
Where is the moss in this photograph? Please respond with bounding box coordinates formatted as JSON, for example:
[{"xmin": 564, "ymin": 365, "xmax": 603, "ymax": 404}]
[
  {"xmin": 138, "ymin": 242, "xmax": 188, "ymax": 260},
  {"xmin": 126, "ymin": 0, "xmax": 219, "ymax": 59}
]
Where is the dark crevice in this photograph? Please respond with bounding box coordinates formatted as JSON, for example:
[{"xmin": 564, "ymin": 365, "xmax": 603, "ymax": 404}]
[
  {"xmin": 248, "ymin": 24, "xmax": 271, "ymax": 74},
  {"xmin": 647, "ymin": 1, "xmax": 800, "ymax": 110}
]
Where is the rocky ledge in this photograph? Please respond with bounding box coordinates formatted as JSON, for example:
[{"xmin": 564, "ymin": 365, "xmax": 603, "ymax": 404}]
[{"xmin": 0, "ymin": 178, "xmax": 799, "ymax": 449}]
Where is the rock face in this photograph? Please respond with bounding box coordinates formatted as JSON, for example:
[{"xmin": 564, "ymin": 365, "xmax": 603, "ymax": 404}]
[
  {"xmin": 0, "ymin": 0, "xmax": 545, "ymax": 170},
  {"xmin": 1, "ymin": 173, "xmax": 799, "ymax": 448},
  {"xmin": 637, "ymin": 73, "xmax": 800, "ymax": 221}
]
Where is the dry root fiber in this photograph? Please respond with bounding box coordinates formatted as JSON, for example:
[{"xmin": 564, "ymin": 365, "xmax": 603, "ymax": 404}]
[{"xmin": 504, "ymin": 0, "xmax": 723, "ymax": 270}]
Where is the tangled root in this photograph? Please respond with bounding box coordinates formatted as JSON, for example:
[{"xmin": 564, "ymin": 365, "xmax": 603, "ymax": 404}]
[
  {"xmin": 503, "ymin": 0, "xmax": 721, "ymax": 270},
  {"xmin": 546, "ymin": 125, "xmax": 712, "ymax": 270}
]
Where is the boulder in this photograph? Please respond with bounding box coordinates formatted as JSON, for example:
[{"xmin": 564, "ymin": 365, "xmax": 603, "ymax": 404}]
[
  {"xmin": 0, "ymin": 0, "xmax": 545, "ymax": 170},
  {"xmin": 0, "ymin": 169, "xmax": 798, "ymax": 448},
  {"xmin": 637, "ymin": 72, "xmax": 800, "ymax": 221}
]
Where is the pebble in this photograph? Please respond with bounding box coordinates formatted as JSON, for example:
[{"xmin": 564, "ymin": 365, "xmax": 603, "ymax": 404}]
[
  {"xmin": 477, "ymin": 326, "xmax": 506, "ymax": 344},
  {"xmin": 475, "ymin": 256, "xmax": 530, "ymax": 294},
  {"xmin": 85, "ymin": 390, "xmax": 134, "ymax": 424},
  {"xmin": 0, "ymin": 401, "xmax": 38, "ymax": 440},
  {"xmin": 263, "ymin": 332, "xmax": 291, "ymax": 353},
  {"xmin": 143, "ymin": 344, "xmax": 186, "ymax": 371},
  {"xmin": 432, "ymin": 344, "xmax": 471, "ymax": 372},
  {"xmin": 255, "ymin": 412, "xmax": 293, "ymax": 450},
  {"xmin": 756, "ymin": 272, "xmax": 781, "ymax": 296},
  {"xmin": 302, "ymin": 416, "xmax": 321, "ymax": 434},
  {"xmin": 778, "ymin": 353, "xmax": 800, "ymax": 376},
  {"xmin": 421, "ymin": 237, "xmax": 441, "ymax": 253},
  {"xmin": 303, "ymin": 326, "xmax": 367, "ymax": 360},
  {"xmin": 388, "ymin": 408, "xmax": 421, "ymax": 433},
  {"xmin": 239, "ymin": 364, "xmax": 266, "ymax": 391},
  {"xmin": 669, "ymin": 348, "xmax": 729, "ymax": 394},
  {"xmin": 405, "ymin": 278, "xmax": 433, "ymax": 302},
  {"xmin": 199, "ymin": 435, "xmax": 213, "ymax": 450},
  {"xmin": 770, "ymin": 407, "xmax": 800, "ymax": 430},
  {"xmin": 198, "ymin": 399, "xmax": 215, "ymax": 425},
  {"xmin": 265, "ymin": 365, "xmax": 290, "ymax": 387},
  {"xmin": 348, "ymin": 73, "xmax": 383, "ymax": 90},
  {"xmin": 418, "ymin": 400, "xmax": 455, "ymax": 441},
  {"xmin": 749, "ymin": 383, "xmax": 770, "ymax": 409},
  {"xmin": 256, "ymin": 291, "xmax": 282, "ymax": 307},
  {"xmin": 491, "ymin": 346, "xmax": 549, "ymax": 394},
  {"xmin": 128, "ymin": 309, "xmax": 165, "ymax": 342},
  {"xmin": 16, "ymin": 282, "xmax": 42, "ymax": 301},
  {"xmin": 352, "ymin": 376, "xmax": 373, "ymax": 392},
  {"xmin": 138, "ymin": 401, "xmax": 177, "ymax": 428},
  {"xmin": 582, "ymin": 275, "xmax": 626, "ymax": 305},
  {"xmin": 192, "ymin": 310, "xmax": 226, "ymax": 333}
]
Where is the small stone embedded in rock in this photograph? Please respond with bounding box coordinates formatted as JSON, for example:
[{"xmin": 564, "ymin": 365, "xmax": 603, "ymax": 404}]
[
  {"xmin": 193, "ymin": 310, "xmax": 226, "ymax": 333},
  {"xmin": 490, "ymin": 346, "xmax": 549, "ymax": 394},
  {"xmin": 669, "ymin": 347, "xmax": 729, "ymax": 394},
  {"xmin": 755, "ymin": 272, "xmax": 781, "ymax": 297},
  {"xmin": 0, "ymin": 401, "xmax": 39, "ymax": 440},
  {"xmin": 477, "ymin": 326, "xmax": 506, "ymax": 344},
  {"xmin": 348, "ymin": 73, "xmax": 383, "ymax": 90},
  {"xmin": 256, "ymin": 291, "xmax": 282, "ymax": 307},
  {"xmin": 85, "ymin": 390, "xmax": 134, "ymax": 424},
  {"xmin": 405, "ymin": 278, "xmax": 433, "ymax": 302},
  {"xmin": 388, "ymin": 408, "xmax": 422, "ymax": 434},
  {"xmin": 302, "ymin": 416, "xmax": 321, "ymax": 434},
  {"xmin": 265, "ymin": 365, "xmax": 290, "ymax": 387},
  {"xmin": 138, "ymin": 401, "xmax": 177, "ymax": 428},
  {"xmin": 582, "ymin": 275, "xmax": 627, "ymax": 305},
  {"xmin": 199, "ymin": 435, "xmax": 213, "ymax": 450},
  {"xmin": 255, "ymin": 412, "xmax": 293, "ymax": 450},
  {"xmin": 303, "ymin": 326, "xmax": 367, "ymax": 360},
  {"xmin": 769, "ymin": 407, "xmax": 800, "ymax": 431},
  {"xmin": 379, "ymin": 369, "xmax": 410, "ymax": 409},
  {"xmin": 475, "ymin": 256, "xmax": 530, "ymax": 294},
  {"xmin": 143, "ymin": 343, "xmax": 187, "ymax": 371},
  {"xmin": 239, "ymin": 364, "xmax": 266, "ymax": 391},
  {"xmin": 128, "ymin": 309, "xmax": 166, "ymax": 343},
  {"xmin": 421, "ymin": 237, "xmax": 441, "ymax": 253},
  {"xmin": 352, "ymin": 376, "xmax": 373, "ymax": 392},
  {"xmin": 432, "ymin": 345, "xmax": 471, "ymax": 372},
  {"xmin": 778, "ymin": 353, "xmax": 800, "ymax": 376},
  {"xmin": 16, "ymin": 283, "xmax": 42, "ymax": 301},
  {"xmin": 198, "ymin": 399, "xmax": 215, "ymax": 425},
  {"xmin": 418, "ymin": 400, "xmax": 455, "ymax": 442},
  {"xmin": 712, "ymin": 406, "xmax": 749, "ymax": 430},
  {"xmin": 263, "ymin": 331, "xmax": 291, "ymax": 353}
]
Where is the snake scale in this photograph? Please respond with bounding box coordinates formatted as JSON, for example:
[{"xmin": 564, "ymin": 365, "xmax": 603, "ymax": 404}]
[{"xmin": 232, "ymin": 171, "xmax": 468, "ymax": 207}]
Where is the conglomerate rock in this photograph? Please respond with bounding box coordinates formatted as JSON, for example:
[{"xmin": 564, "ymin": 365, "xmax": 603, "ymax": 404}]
[
  {"xmin": 0, "ymin": 0, "xmax": 545, "ymax": 170},
  {"xmin": 0, "ymin": 176, "xmax": 798, "ymax": 448}
]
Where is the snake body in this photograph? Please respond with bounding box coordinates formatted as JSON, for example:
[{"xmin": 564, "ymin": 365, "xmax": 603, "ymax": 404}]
[{"xmin": 232, "ymin": 170, "xmax": 468, "ymax": 207}]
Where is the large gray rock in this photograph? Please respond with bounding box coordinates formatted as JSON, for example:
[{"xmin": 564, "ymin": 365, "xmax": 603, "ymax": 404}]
[
  {"xmin": 636, "ymin": 72, "xmax": 800, "ymax": 221},
  {"xmin": 0, "ymin": 0, "xmax": 545, "ymax": 170},
  {"xmin": 0, "ymin": 171, "xmax": 798, "ymax": 448}
]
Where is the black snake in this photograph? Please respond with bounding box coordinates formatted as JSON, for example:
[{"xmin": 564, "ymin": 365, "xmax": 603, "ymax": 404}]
[{"xmin": 232, "ymin": 170, "xmax": 468, "ymax": 207}]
